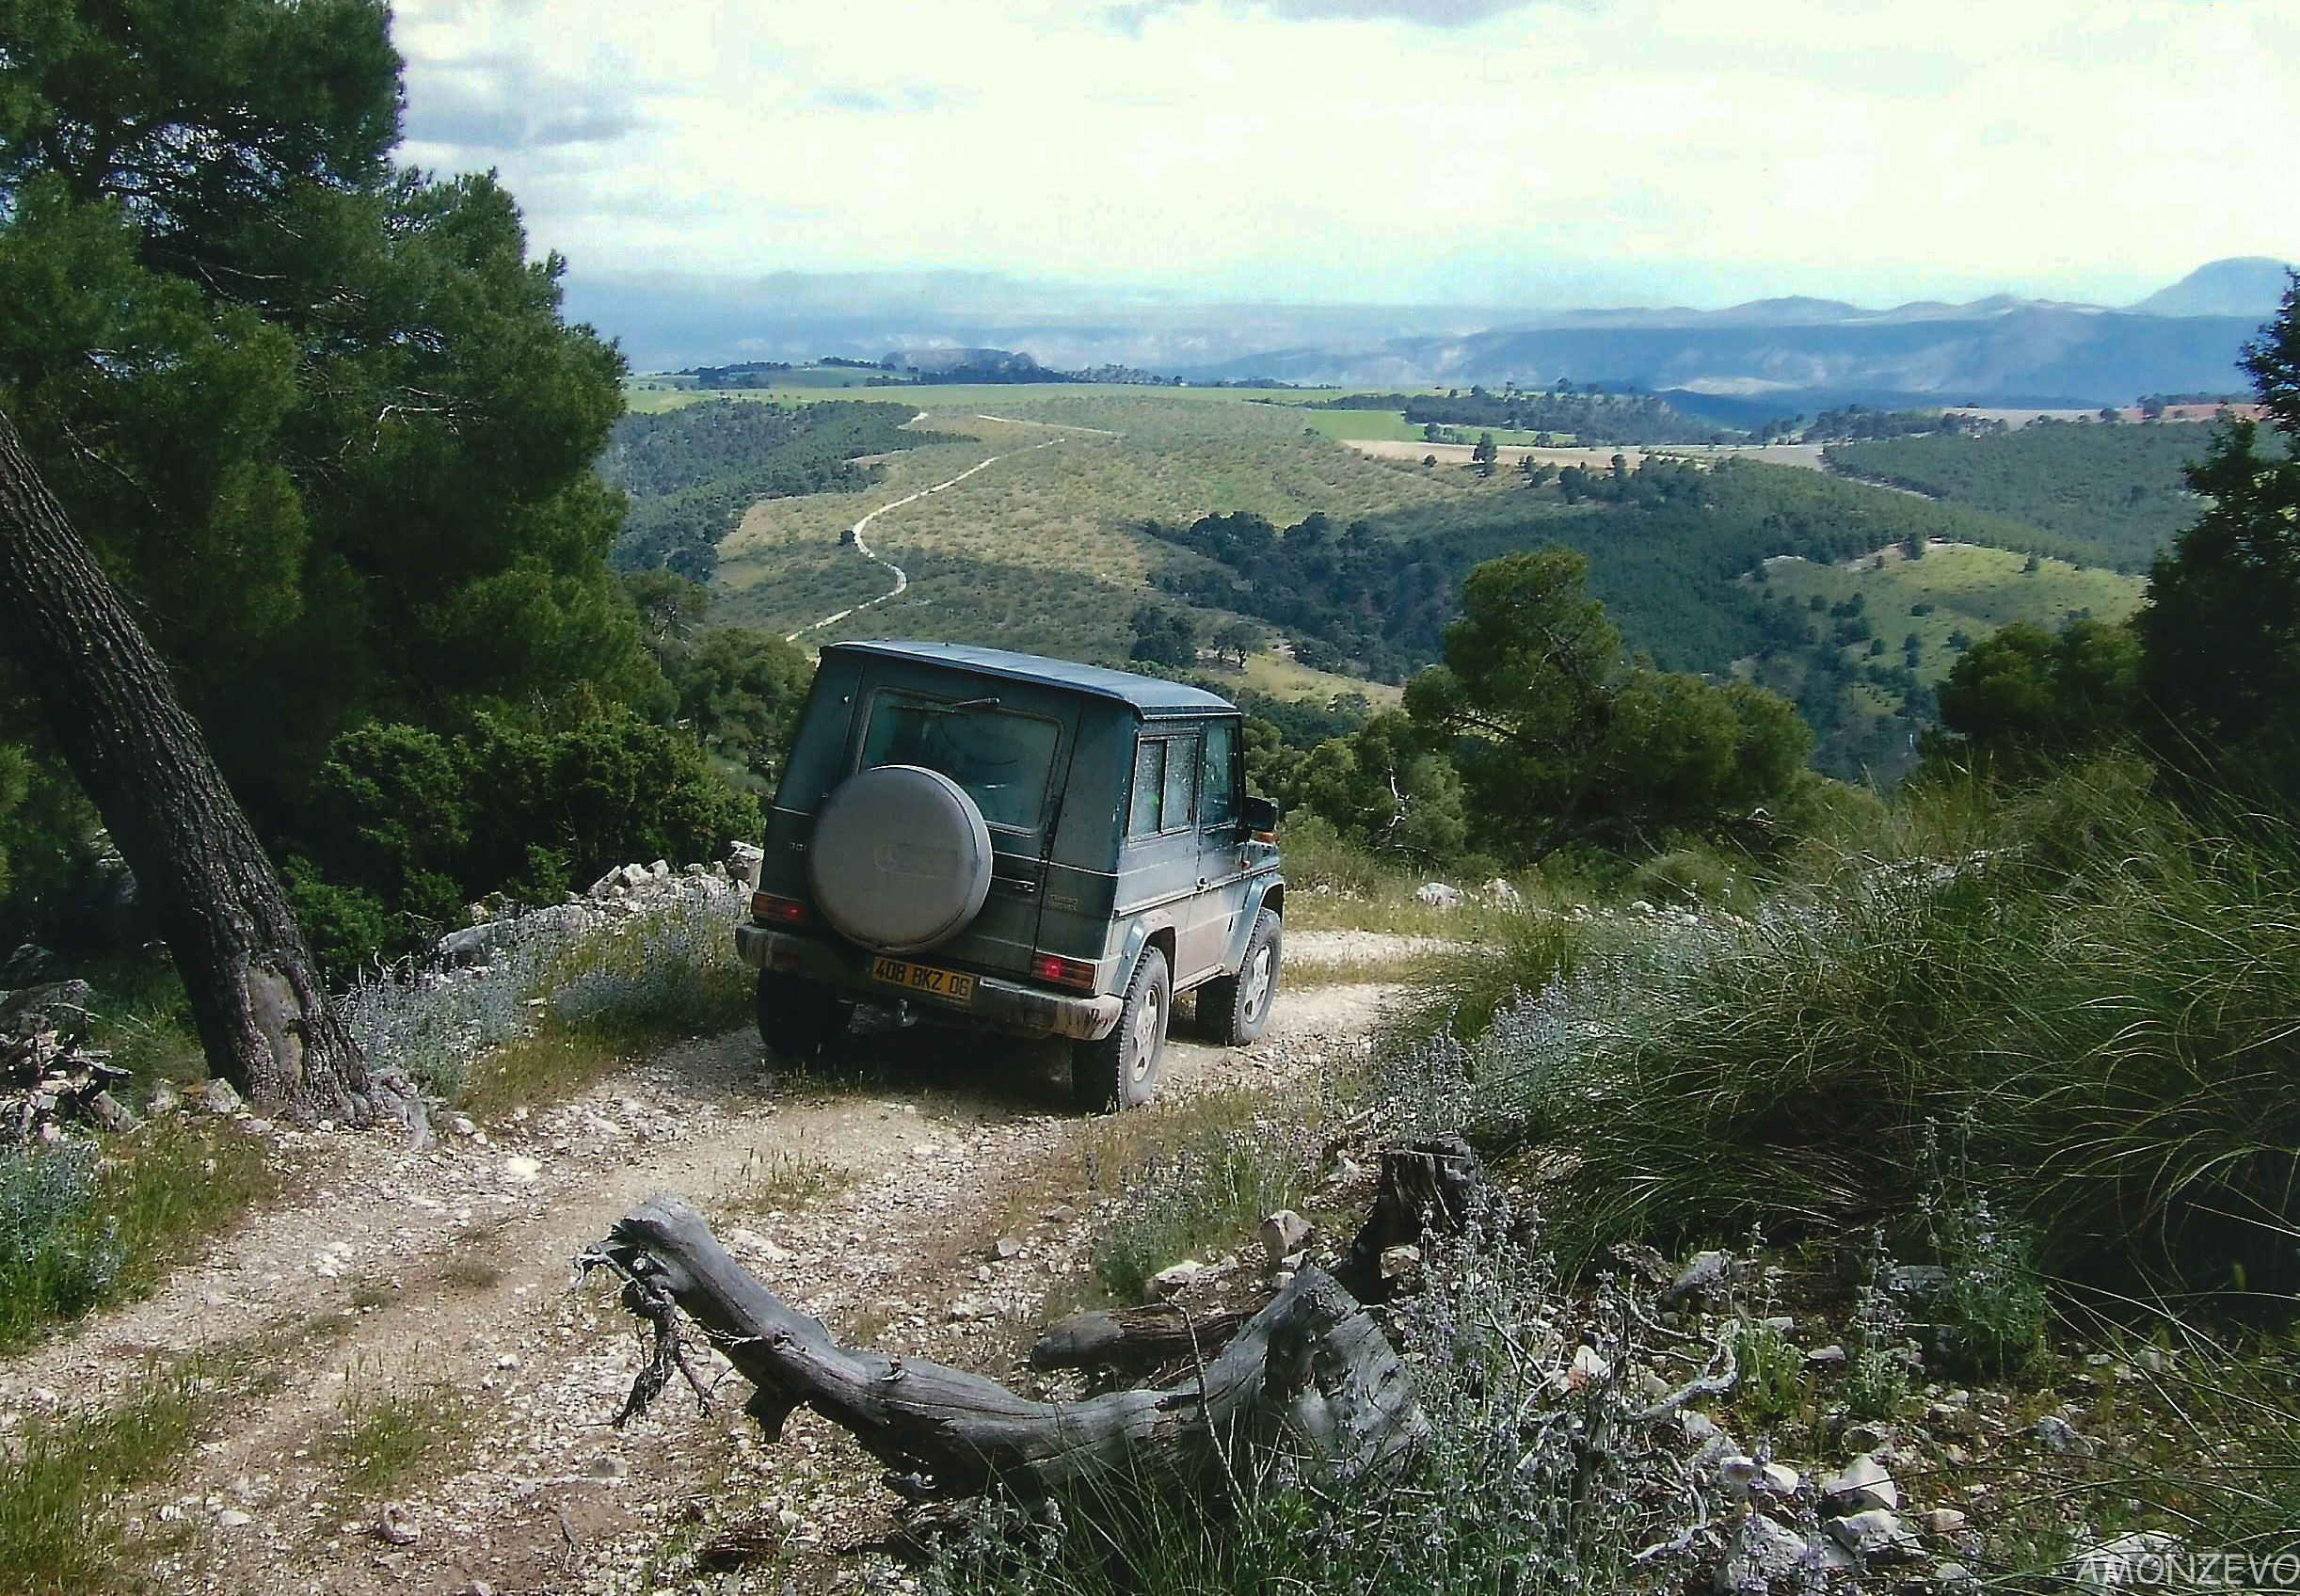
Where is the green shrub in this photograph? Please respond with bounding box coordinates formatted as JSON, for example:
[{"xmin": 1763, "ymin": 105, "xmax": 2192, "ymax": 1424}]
[
  {"xmin": 0, "ymin": 1143, "xmax": 121, "ymax": 1346},
  {"xmin": 1627, "ymin": 845, "xmax": 1747, "ymax": 908},
  {"xmin": 0, "ymin": 1124, "xmax": 272, "ymax": 1352},
  {"xmin": 1925, "ymin": 1193, "xmax": 2048, "ymax": 1379},
  {"xmin": 1086, "ymin": 1093, "xmax": 1321, "ymax": 1305},
  {"xmin": 294, "ymin": 708, "xmax": 761, "ymax": 974}
]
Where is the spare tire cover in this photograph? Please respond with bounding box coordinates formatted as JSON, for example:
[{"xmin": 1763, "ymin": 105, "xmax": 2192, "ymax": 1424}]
[{"xmin": 807, "ymin": 765, "xmax": 994, "ymax": 953}]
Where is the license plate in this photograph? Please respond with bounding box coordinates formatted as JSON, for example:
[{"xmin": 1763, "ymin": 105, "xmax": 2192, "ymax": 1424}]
[{"xmin": 870, "ymin": 956, "xmax": 977, "ymax": 1002}]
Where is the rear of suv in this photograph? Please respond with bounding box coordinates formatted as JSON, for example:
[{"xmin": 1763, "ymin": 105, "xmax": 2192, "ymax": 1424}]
[{"xmin": 735, "ymin": 641, "xmax": 1284, "ymax": 1109}]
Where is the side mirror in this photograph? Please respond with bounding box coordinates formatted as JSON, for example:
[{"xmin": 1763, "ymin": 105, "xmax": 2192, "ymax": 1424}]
[{"xmin": 1243, "ymin": 795, "xmax": 1279, "ymax": 842}]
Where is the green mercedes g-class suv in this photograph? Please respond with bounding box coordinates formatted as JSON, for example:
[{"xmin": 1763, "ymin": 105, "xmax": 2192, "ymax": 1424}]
[{"xmin": 735, "ymin": 641, "xmax": 1284, "ymax": 1109}]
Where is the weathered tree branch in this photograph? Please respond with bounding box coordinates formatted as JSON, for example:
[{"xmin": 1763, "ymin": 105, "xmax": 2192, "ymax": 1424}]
[{"xmin": 583, "ymin": 1196, "xmax": 1428, "ymax": 1501}]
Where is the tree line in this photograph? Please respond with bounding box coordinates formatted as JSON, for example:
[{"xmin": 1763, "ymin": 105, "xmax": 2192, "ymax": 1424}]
[{"xmin": 1298, "ymin": 384, "xmax": 1733, "ymax": 444}]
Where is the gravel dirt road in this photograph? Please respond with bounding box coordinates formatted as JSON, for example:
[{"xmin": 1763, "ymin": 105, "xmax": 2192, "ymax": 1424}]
[{"xmin": 1, "ymin": 957, "xmax": 1400, "ymax": 1594}]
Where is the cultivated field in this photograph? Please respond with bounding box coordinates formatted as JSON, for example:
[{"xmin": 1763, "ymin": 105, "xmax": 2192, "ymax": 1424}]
[{"xmin": 710, "ymin": 391, "xmax": 1509, "ymax": 659}]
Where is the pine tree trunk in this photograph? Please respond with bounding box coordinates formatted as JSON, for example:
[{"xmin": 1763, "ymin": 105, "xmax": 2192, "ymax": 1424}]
[{"xmin": 0, "ymin": 406, "xmax": 409, "ymax": 1126}]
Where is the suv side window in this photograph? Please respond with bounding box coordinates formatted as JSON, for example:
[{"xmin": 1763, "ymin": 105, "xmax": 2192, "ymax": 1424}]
[
  {"xmin": 1200, "ymin": 721, "xmax": 1238, "ymax": 829},
  {"xmin": 1127, "ymin": 732, "xmax": 1199, "ymax": 838},
  {"xmin": 1161, "ymin": 732, "xmax": 1197, "ymax": 829},
  {"xmin": 1127, "ymin": 739, "xmax": 1167, "ymax": 836}
]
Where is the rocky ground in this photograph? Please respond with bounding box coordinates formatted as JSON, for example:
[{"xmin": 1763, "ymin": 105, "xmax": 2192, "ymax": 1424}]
[{"xmin": 0, "ymin": 950, "xmax": 1397, "ymax": 1596}]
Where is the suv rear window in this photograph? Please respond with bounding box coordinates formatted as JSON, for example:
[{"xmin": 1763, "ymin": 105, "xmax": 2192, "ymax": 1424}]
[{"xmin": 860, "ymin": 692, "xmax": 1059, "ymax": 830}]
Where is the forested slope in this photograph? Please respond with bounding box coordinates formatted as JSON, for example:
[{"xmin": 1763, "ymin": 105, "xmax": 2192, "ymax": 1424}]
[{"xmin": 1822, "ymin": 422, "xmax": 2222, "ymax": 571}]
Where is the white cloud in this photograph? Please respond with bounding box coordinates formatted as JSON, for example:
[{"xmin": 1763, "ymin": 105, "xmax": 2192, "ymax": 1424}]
[{"xmin": 388, "ymin": 0, "xmax": 2300, "ymax": 308}]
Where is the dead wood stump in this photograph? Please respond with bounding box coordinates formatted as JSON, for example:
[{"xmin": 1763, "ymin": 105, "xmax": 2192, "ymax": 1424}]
[
  {"xmin": 1338, "ymin": 1133, "xmax": 1491, "ymax": 1299},
  {"xmin": 583, "ymin": 1196, "xmax": 1427, "ymax": 1501}
]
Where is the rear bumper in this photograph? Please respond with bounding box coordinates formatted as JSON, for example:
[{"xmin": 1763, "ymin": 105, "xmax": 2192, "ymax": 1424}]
[{"xmin": 735, "ymin": 924, "xmax": 1123, "ymax": 1042}]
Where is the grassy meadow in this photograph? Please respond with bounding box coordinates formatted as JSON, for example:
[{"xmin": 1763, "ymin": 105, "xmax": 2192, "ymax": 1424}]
[{"xmin": 1760, "ymin": 541, "xmax": 2146, "ymax": 682}]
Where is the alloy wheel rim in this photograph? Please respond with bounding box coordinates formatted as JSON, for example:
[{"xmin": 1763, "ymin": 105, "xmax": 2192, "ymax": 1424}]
[
  {"xmin": 1241, "ymin": 946, "xmax": 1272, "ymax": 1020},
  {"xmin": 1130, "ymin": 984, "xmax": 1162, "ymax": 1082}
]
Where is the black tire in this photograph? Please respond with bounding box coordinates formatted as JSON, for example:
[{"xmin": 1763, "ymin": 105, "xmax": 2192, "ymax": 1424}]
[
  {"xmin": 1197, "ymin": 909, "xmax": 1281, "ymax": 1046},
  {"xmin": 1073, "ymin": 947, "xmax": 1171, "ymax": 1111},
  {"xmin": 757, "ymin": 972, "xmax": 853, "ymax": 1059}
]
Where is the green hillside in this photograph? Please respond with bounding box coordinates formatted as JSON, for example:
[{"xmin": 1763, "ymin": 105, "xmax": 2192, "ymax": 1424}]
[{"xmin": 663, "ymin": 387, "xmax": 2162, "ymax": 781}]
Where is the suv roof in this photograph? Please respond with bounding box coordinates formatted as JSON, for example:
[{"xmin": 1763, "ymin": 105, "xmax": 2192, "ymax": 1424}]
[{"xmin": 824, "ymin": 640, "xmax": 1238, "ymax": 717}]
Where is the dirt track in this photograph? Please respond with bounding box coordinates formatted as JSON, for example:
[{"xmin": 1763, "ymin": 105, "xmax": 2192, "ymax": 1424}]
[{"xmin": 1, "ymin": 962, "xmax": 1398, "ymax": 1594}]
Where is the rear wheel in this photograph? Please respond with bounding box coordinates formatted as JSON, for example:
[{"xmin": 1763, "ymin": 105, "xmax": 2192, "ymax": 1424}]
[
  {"xmin": 1073, "ymin": 947, "xmax": 1170, "ymax": 1111},
  {"xmin": 757, "ymin": 972, "xmax": 853, "ymax": 1060},
  {"xmin": 1197, "ymin": 909, "xmax": 1281, "ymax": 1045}
]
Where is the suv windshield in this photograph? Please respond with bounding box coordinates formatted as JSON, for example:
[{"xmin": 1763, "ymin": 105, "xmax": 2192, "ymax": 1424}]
[{"xmin": 859, "ymin": 691, "xmax": 1059, "ymax": 831}]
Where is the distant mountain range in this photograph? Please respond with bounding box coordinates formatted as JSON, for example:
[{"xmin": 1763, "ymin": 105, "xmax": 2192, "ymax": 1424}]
[{"xmin": 568, "ymin": 258, "xmax": 2292, "ymax": 413}]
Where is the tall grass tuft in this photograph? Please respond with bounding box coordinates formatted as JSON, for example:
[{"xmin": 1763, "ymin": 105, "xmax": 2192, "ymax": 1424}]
[
  {"xmin": 0, "ymin": 1365, "xmax": 212, "ymax": 1595},
  {"xmin": 1083, "ymin": 1089, "xmax": 1327, "ymax": 1305}
]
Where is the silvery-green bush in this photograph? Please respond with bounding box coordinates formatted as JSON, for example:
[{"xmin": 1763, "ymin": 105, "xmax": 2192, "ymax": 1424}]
[{"xmin": 342, "ymin": 882, "xmax": 744, "ymax": 1097}]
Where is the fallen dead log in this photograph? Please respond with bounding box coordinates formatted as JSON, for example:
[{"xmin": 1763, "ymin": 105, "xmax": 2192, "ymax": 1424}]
[
  {"xmin": 583, "ymin": 1196, "xmax": 1427, "ymax": 1500},
  {"xmin": 1029, "ymin": 1301, "xmax": 1252, "ymax": 1372}
]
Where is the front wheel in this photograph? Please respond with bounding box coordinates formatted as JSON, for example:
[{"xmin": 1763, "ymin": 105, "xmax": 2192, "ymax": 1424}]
[
  {"xmin": 1197, "ymin": 909, "xmax": 1281, "ymax": 1045},
  {"xmin": 1073, "ymin": 947, "xmax": 1171, "ymax": 1111},
  {"xmin": 757, "ymin": 972, "xmax": 853, "ymax": 1060}
]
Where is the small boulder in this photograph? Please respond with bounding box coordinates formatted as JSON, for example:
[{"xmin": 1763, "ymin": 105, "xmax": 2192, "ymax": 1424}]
[
  {"xmin": 0, "ymin": 942, "xmax": 54, "ymax": 985},
  {"xmin": 1827, "ymin": 1508, "xmax": 1917, "ymax": 1559},
  {"xmin": 2029, "ymin": 1413, "xmax": 2092, "ymax": 1456},
  {"xmin": 1715, "ymin": 1513, "xmax": 1812, "ymax": 1593},
  {"xmin": 1822, "ymin": 1452, "xmax": 1898, "ymax": 1513},
  {"xmin": 89, "ymin": 1090, "xmax": 138, "ymax": 1132},
  {"xmin": 1716, "ymin": 1454, "xmax": 1798, "ymax": 1498},
  {"xmin": 1660, "ymin": 1249, "xmax": 1733, "ymax": 1306},
  {"xmin": 1414, "ymin": 882, "xmax": 1464, "ymax": 909},
  {"xmin": 1560, "ymin": 1343, "xmax": 1611, "ymax": 1393},
  {"xmin": 147, "ymin": 1079, "xmax": 182, "ymax": 1116},
  {"xmin": 199, "ymin": 1077, "xmax": 244, "ymax": 1116},
  {"xmin": 1377, "ymin": 1243, "xmax": 1422, "ymax": 1287},
  {"xmin": 1481, "ymin": 878, "xmax": 1525, "ymax": 908},
  {"xmin": 1149, "ymin": 1261, "xmax": 1204, "ymax": 1300},
  {"xmin": 374, "ymin": 1502, "xmax": 420, "ymax": 1545},
  {"xmin": 1258, "ymin": 1209, "xmax": 1313, "ymax": 1266},
  {"xmin": 1919, "ymin": 1507, "xmax": 1969, "ymax": 1536}
]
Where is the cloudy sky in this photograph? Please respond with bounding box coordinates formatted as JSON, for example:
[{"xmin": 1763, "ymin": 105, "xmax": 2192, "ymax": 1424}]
[{"xmin": 391, "ymin": 0, "xmax": 2298, "ymax": 311}]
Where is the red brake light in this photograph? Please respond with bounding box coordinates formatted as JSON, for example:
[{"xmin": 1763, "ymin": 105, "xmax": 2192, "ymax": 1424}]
[
  {"xmin": 1031, "ymin": 952, "xmax": 1097, "ymax": 991},
  {"xmin": 751, "ymin": 891, "xmax": 810, "ymax": 928}
]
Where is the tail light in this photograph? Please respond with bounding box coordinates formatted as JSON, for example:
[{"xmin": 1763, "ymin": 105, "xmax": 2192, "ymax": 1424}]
[
  {"xmin": 751, "ymin": 891, "xmax": 810, "ymax": 928},
  {"xmin": 1030, "ymin": 952, "xmax": 1097, "ymax": 991}
]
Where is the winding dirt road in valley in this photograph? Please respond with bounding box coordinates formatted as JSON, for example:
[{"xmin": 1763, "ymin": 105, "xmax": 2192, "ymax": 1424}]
[{"xmin": 783, "ymin": 426, "xmax": 1074, "ymax": 644}]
